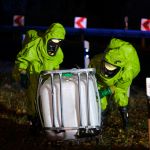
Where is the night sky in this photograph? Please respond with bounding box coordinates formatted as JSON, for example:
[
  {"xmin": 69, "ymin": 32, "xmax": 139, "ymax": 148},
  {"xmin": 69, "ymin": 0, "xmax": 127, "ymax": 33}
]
[{"xmin": 1, "ymin": 0, "xmax": 150, "ymax": 29}]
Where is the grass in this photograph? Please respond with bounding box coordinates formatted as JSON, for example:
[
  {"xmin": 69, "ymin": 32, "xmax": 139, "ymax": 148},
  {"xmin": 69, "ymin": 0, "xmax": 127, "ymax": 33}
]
[{"xmin": 0, "ymin": 70, "xmax": 149, "ymax": 149}]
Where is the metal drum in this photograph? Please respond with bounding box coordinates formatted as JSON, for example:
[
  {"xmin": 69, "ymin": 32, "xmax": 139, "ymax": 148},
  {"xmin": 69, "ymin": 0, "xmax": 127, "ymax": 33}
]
[{"xmin": 36, "ymin": 68, "xmax": 101, "ymax": 140}]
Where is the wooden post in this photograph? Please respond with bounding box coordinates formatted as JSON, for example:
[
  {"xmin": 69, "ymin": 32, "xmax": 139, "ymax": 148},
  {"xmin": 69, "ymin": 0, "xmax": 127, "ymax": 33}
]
[
  {"xmin": 147, "ymin": 98, "xmax": 150, "ymax": 150},
  {"xmin": 124, "ymin": 16, "xmax": 128, "ymax": 30},
  {"xmin": 146, "ymin": 78, "xmax": 150, "ymax": 149}
]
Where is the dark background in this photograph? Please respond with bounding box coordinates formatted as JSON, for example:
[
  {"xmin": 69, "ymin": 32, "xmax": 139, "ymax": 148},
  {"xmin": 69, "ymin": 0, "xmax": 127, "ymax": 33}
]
[
  {"xmin": 1, "ymin": 0, "xmax": 150, "ymax": 28},
  {"xmin": 0, "ymin": 0, "xmax": 150, "ymax": 87}
]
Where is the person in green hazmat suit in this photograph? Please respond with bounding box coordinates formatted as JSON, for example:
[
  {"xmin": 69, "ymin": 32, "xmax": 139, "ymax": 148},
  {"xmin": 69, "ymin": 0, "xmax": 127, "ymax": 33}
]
[
  {"xmin": 89, "ymin": 38, "xmax": 140, "ymax": 129},
  {"xmin": 13, "ymin": 23, "xmax": 66, "ymax": 128}
]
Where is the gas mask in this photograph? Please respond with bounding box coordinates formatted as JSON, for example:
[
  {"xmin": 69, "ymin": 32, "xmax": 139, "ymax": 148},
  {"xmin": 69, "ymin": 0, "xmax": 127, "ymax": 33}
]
[
  {"xmin": 47, "ymin": 39, "xmax": 62, "ymax": 56},
  {"xmin": 100, "ymin": 60, "xmax": 120, "ymax": 78}
]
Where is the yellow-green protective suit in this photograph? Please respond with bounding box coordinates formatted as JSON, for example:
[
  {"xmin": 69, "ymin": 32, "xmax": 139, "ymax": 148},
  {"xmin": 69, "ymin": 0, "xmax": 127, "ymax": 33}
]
[
  {"xmin": 22, "ymin": 29, "xmax": 39, "ymax": 48},
  {"xmin": 13, "ymin": 23, "xmax": 66, "ymax": 116},
  {"xmin": 89, "ymin": 38, "xmax": 140, "ymax": 110}
]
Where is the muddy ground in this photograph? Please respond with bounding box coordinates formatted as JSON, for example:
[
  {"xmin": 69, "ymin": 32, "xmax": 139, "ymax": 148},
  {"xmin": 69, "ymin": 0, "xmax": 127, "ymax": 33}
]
[{"xmin": 0, "ymin": 68, "xmax": 149, "ymax": 150}]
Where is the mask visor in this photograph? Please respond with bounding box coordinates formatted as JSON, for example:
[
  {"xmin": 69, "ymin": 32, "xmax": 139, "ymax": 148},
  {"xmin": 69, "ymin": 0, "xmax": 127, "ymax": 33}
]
[{"xmin": 47, "ymin": 39, "xmax": 62, "ymax": 56}]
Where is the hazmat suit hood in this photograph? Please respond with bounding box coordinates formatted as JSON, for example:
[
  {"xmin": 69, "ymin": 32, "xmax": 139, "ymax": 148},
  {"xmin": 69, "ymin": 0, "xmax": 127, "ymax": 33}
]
[
  {"xmin": 40, "ymin": 23, "xmax": 66, "ymax": 59},
  {"xmin": 99, "ymin": 38, "xmax": 140, "ymax": 86}
]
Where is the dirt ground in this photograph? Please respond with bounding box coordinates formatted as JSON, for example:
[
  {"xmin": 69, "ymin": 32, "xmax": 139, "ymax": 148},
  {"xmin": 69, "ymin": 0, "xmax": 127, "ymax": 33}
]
[{"xmin": 0, "ymin": 70, "xmax": 149, "ymax": 150}]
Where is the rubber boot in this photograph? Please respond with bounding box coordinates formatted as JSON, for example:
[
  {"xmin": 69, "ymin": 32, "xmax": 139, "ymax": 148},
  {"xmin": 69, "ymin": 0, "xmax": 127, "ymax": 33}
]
[
  {"xmin": 27, "ymin": 115, "xmax": 42, "ymax": 135},
  {"xmin": 119, "ymin": 106, "xmax": 129, "ymax": 130}
]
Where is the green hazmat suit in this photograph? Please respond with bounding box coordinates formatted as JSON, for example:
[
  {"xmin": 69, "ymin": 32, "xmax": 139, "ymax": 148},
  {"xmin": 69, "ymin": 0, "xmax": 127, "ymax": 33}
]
[
  {"xmin": 13, "ymin": 23, "xmax": 66, "ymax": 116},
  {"xmin": 89, "ymin": 38, "xmax": 140, "ymax": 110},
  {"xmin": 22, "ymin": 29, "xmax": 39, "ymax": 48}
]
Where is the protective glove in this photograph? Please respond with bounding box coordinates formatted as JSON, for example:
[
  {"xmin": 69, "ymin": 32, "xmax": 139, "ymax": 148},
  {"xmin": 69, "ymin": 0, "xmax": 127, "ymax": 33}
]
[
  {"xmin": 20, "ymin": 73, "xmax": 29, "ymax": 89},
  {"xmin": 99, "ymin": 87, "xmax": 112, "ymax": 98}
]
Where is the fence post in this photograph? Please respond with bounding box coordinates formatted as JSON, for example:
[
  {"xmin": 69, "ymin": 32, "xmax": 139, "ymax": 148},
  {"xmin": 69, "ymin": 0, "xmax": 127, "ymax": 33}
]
[
  {"xmin": 146, "ymin": 77, "xmax": 150, "ymax": 149},
  {"xmin": 83, "ymin": 40, "xmax": 90, "ymax": 68}
]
